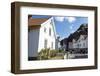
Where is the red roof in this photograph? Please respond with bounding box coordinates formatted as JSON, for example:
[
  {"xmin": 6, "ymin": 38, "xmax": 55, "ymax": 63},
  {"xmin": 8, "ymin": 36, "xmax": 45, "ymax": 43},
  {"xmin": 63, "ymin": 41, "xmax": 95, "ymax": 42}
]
[{"xmin": 28, "ymin": 18, "xmax": 50, "ymax": 27}]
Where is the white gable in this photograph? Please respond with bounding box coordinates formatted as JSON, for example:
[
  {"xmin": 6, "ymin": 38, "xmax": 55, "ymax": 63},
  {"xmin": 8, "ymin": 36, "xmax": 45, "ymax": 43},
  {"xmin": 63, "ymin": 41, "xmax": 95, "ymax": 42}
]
[{"xmin": 41, "ymin": 17, "xmax": 56, "ymax": 39}]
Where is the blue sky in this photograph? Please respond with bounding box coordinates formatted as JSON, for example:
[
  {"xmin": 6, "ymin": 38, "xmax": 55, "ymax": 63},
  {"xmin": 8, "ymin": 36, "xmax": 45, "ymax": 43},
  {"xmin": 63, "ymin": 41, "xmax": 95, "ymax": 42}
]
[{"xmin": 31, "ymin": 15, "xmax": 88, "ymax": 39}]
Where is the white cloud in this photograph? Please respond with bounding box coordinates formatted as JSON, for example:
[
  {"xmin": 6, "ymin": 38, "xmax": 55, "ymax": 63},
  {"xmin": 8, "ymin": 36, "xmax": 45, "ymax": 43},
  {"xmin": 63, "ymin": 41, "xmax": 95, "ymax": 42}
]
[
  {"xmin": 54, "ymin": 17, "xmax": 65, "ymax": 22},
  {"xmin": 54, "ymin": 16, "xmax": 76, "ymax": 23},
  {"xmin": 65, "ymin": 17, "xmax": 76, "ymax": 23}
]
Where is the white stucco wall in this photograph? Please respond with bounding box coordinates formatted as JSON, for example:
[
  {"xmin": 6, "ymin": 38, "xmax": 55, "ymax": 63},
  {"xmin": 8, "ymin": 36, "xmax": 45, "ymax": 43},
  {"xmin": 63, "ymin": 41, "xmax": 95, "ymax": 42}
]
[
  {"xmin": 28, "ymin": 29, "xmax": 40, "ymax": 57},
  {"xmin": 73, "ymin": 39, "xmax": 77, "ymax": 48}
]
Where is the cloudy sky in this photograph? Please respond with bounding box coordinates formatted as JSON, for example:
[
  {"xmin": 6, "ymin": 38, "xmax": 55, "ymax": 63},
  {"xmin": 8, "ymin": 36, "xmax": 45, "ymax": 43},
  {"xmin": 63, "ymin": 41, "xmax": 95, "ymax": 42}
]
[{"xmin": 31, "ymin": 15, "xmax": 88, "ymax": 39}]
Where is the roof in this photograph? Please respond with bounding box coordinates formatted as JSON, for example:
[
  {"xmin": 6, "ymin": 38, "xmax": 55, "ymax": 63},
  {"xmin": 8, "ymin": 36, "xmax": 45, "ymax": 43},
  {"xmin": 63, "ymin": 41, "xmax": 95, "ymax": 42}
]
[
  {"xmin": 28, "ymin": 18, "xmax": 50, "ymax": 27},
  {"xmin": 60, "ymin": 37, "xmax": 68, "ymax": 45}
]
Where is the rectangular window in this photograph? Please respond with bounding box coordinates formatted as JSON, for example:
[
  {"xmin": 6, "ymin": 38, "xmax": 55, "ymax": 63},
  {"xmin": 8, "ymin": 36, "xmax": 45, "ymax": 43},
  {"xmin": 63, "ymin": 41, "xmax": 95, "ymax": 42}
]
[
  {"xmin": 83, "ymin": 43, "xmax": 85, "ymax": 47},
  {"xmin": 44, "ymin": 39, "xmax": 47, "ymax": 48},
  {"xmin": 49, "ymin": 28, "xmax": 51, "ymax": 36},
  {"xmin": 51, "ymin": 42, "xmax": 53, "ymax": 49},
  {"xmin": 44, "ymin": 27, "xmax": 46, "ymax": 33},
  {"xmin": 77, "ymin": 44, "xmax": 79, "ymax": 48},
  {"xmin": 80, "ymin": 44, "xmax": 81, "ymax": 47}
]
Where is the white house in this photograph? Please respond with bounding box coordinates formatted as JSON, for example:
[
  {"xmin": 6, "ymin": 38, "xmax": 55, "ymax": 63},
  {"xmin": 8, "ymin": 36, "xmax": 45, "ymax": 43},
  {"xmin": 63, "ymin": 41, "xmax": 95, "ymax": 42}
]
[
  {"xmin": 55, "ymin": 35, "xmax": 61, "ymax": 50},
  {"xmin": 28, "ymin": 17, "xmax": 57, "ymax": 60},
  {"xmin": 68, "ymin": 42, "xmax": 73, "ymax": 50},
  {"xmin": 72, "ymin": 35, "xmax": 88, "ymax": 49}
]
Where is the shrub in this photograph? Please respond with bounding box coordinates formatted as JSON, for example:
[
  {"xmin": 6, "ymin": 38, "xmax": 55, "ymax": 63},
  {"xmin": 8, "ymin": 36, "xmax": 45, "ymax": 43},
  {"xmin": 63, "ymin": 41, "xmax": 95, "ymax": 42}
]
[
  {"xmin": 58, "ymin": 49, "xmax": 64, "ymax": 53},
  {"xmin": 49, "ymin": 50, "xmax": 58, "ymax": 57},
  {"xmin": 38, "ymin": 48, "xmax": 50, "ymax": 60},
  {"xmin": 38, "ymin": 48, "xmax": 58, "ymax": 60}
]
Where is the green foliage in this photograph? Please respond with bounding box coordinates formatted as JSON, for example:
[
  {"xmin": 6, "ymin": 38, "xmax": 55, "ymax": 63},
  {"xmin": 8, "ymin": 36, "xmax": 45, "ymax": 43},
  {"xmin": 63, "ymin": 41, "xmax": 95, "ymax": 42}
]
[
  {"xmin": 58, "ymin": 49, "xmax": 64, "ymax": 53},
  {"xmin": 49, "ymin": 49, "xmax": 58, "ymax": 57},
  {"xmin": 38, "ymin": 48, "xmax": 59, "ymax": 60},
  {"xmin": 38, "ymin": 48, "xmax": 49, "ymax": 60}
]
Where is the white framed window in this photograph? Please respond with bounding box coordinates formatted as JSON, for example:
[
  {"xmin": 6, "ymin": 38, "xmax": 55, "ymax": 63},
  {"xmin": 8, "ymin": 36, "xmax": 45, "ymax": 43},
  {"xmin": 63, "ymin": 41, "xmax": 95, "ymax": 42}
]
[
  {"xmin": 83, "ymin": 43, "xmax": 85, "ymax": 47},
  {"xmin": 49, "ymin": 28, "xmax": 51, "ymax": 36},
  {"xmin": 44, "ymin": 39, "xmax": 47, "ymax": 48},
  {"xmin": 44, "ymin": 27, "xmax": 46, "ymax": 33},
  {"xmin": 51, "ymin": 42, "xmax": 53, "ymax": 49}
]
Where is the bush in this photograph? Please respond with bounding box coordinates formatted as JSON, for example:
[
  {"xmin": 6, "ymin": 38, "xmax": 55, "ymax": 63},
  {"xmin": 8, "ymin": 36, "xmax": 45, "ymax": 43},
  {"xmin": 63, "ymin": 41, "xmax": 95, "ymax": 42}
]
[
  {"xmin": 38, "ymin": 48, "xmax": 58, "ymax": 60},
  {"xmin": 49, "ymin": 50, "xmax": 58, "ymax": 57},
  {"xmin": 58, "ymin": 49, "xmax": 64, "ymax": 53},
  {"xmin": 38, "ymin": 48, "xmax": 49, "ymax": 60}
]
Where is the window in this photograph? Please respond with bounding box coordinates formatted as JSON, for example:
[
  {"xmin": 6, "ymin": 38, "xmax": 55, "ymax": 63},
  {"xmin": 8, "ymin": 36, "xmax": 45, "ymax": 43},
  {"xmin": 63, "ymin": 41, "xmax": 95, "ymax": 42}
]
[
  {"xmin": 44, "ymin": 39, "xmax": 47, "ymax": 48},
  {"xmin": 83, "ymin": 43, "xmax": 85, "ymax": 47},
  {"xmin": 51, "ymin": 42, "xmax": 53, "ymax": 49},
  {"xmin": 77, "ymin": 44, "xmax": 79, "ymax": 48},
  {"xmin": 49, "ymin": 28, "xmax": 51, "ymax": 36},
  {"xmin": 80, "ymin": 44, "xmax": 81, "ymax": 47},
  {"xmin": 44, "ymin": 27, "xmax": 46, "ymax": 33}
]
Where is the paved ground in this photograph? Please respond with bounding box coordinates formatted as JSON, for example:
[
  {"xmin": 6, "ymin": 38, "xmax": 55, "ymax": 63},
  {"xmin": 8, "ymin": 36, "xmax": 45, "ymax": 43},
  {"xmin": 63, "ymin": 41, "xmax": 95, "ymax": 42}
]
[
  {"xmin": 64, "ymin": 53, "xmax": 88, "ymax": 59},
  {"xmin": 49, "ymin": 53, "xmax": 88, "ymax": 60},
  {"xmin": 73, "ymin": 54, "xmax": 88, "ymax": 59}
]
